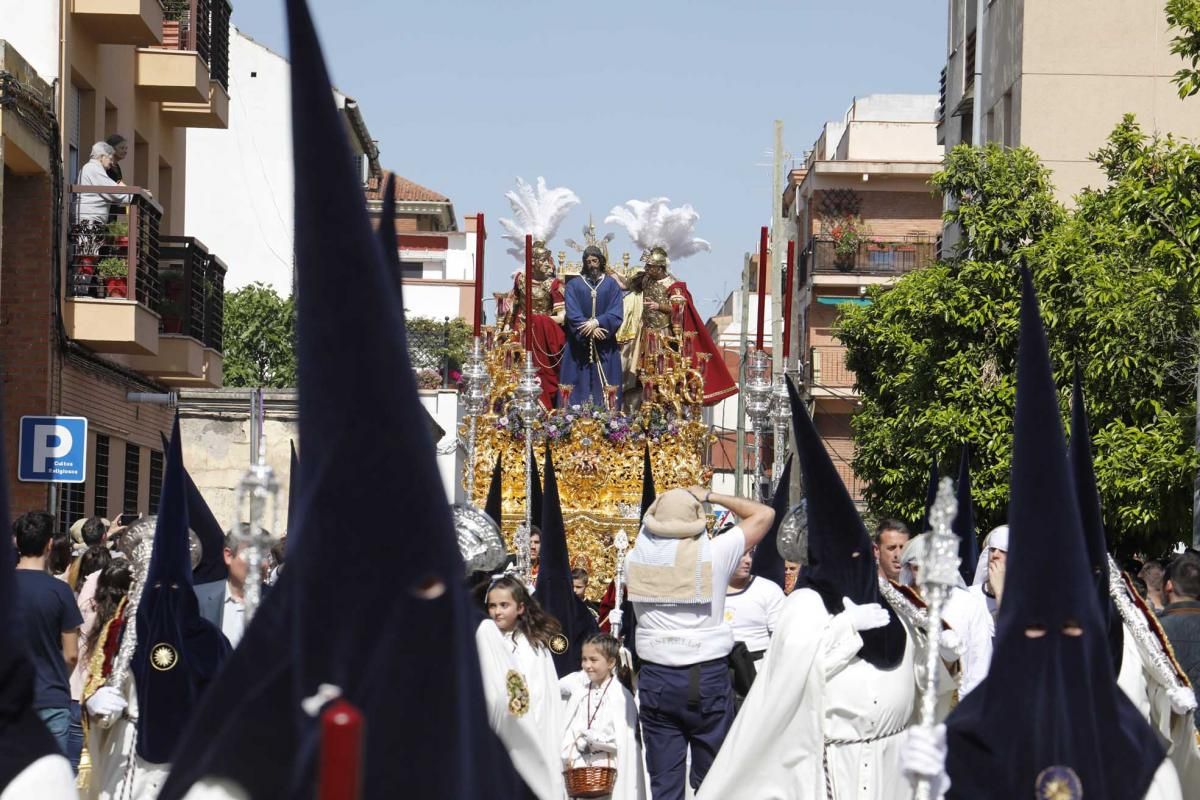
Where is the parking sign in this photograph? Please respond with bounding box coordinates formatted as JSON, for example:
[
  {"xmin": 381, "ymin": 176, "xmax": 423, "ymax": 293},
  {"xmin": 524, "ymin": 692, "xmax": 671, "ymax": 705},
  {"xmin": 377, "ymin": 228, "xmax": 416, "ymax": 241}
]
[{"xmin": 19, "ymin": 416, "xmax": 88, "ymax": 483}]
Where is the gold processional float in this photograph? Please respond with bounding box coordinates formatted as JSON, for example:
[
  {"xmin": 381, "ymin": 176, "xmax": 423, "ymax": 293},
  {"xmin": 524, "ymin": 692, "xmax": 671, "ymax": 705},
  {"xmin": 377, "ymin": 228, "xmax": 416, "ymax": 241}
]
[
  {"xmin": 458, "ymin": 248, "xmax": 716, "ymax": 599},
  {"xmin": 454, "ymin": 184, "xmax": 791, "ymax": 601}
]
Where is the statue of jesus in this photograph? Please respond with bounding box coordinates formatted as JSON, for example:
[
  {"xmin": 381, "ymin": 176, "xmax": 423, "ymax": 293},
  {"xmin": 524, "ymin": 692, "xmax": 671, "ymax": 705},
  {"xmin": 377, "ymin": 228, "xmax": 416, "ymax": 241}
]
[{"xmin": 561, "ymin": 245, "xmax": 624, "ymax": 408}]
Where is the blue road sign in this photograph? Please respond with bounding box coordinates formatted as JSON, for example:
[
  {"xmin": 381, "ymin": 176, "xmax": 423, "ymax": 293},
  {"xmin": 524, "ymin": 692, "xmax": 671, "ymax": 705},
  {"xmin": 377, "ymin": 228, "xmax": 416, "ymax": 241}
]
[{"xmin": 18, "ymin": 416, "xmax": 88, "ymax": 483}]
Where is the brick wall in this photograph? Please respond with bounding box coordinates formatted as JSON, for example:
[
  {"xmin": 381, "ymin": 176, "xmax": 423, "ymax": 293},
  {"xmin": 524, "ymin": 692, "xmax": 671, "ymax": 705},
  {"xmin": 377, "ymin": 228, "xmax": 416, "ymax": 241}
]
[
  {"xmin": 1, "ymin": 172, "xmax": 56, "ymax": 516},
  {"xmin": 807, "ymin": 189, "xmax": 942, "ymax": 240}
]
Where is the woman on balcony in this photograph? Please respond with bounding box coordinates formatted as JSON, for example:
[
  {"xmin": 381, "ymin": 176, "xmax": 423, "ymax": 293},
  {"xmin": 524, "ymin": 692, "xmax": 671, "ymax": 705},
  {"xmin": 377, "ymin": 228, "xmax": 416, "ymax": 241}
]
[{"xmin": 76, "ymin": 142, "xmax": 133, "ymax": 224}]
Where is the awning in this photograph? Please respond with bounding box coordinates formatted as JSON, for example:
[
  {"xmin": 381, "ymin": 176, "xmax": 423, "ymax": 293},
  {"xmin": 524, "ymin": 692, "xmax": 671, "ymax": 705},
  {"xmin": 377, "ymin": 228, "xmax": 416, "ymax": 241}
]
[{"xmin": 816, "ymin": 296, "xmax": 871, "ymax": 306}]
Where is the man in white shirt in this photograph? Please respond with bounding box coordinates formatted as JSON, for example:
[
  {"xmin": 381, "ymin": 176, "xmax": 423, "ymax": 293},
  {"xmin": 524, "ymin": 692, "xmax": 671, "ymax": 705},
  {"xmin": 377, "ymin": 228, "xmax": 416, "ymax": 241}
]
[
  {"xmin": 193, "ymin": 532, "xmax": 259, "ymax": 648},
  {"xmin": 725, "ymin": 552, "xmax": 785, "ymax": 659},
  {"xmin": 625, "ymin": 486, "xmax": 774, "ymax": 800}
]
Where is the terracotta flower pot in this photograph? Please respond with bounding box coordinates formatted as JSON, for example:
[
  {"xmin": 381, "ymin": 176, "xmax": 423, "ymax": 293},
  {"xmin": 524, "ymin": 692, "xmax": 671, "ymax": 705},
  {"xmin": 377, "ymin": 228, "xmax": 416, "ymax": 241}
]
[
  {"xmin": 105, "ymin": 277, "xmax": 128, "ymax": 299},
  {"xmin": 78, "ymin": 256, "xmax": 97, "ymax": 268}
]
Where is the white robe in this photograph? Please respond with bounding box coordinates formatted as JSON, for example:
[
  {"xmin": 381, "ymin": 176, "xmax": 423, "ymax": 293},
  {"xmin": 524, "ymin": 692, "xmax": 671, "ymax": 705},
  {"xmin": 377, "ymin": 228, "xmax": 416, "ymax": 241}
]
[
  {"xmin": 561, "ymin": 674, "xmax": 645, "ymax": 800},
  {"xmin": 86, "ymin": 674, "xmax": 169, "ymax": 800},
  {"xmin": 476, "ymin": 619, "xmax": 566, "ymax": 800},
  {"xmin": 504, "ymin": 629, "xmax": 566, "ymax": 795},
  {"xmin": 1116, "ymin": 622, "xmax": 1200, "ymax": 800},
  {"xmin": 696, "ymin": 588, "xmax": 954, "ymax": 800},
  {"xmin": 1, "ymin": 755, "xmax": 77, "ymax": 800},
  {"xmin": 940, "ymin": 587, "xmax": 993, "ymax": 697}
]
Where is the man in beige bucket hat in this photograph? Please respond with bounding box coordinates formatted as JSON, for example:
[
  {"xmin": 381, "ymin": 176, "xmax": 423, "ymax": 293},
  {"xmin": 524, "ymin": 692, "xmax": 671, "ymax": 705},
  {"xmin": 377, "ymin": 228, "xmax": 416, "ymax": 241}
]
[{"xmin": 625, "ymin": 484, "xmax": 774, "ymax": 800}]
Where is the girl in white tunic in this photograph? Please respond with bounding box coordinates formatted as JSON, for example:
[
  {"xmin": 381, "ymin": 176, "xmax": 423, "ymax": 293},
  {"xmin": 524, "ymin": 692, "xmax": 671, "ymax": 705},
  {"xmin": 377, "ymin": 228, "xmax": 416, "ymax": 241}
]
[
  {"xmin": 561, "ymin": 635, "xmax": 644, "ymax": 800},
  {"xmin": 487, "ymin": 576, "xmax": 566, "ymax": 787}
]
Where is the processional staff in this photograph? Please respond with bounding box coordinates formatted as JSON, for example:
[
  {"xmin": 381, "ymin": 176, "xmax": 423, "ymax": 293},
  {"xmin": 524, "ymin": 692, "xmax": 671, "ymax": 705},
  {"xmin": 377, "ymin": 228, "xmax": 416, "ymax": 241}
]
[
  {"xmin": 912, "ymin": 477, "xmax": 960, "ymax": 800},
  {"xmin": 234, "ymin": 389, "xmax": 280, "ymax": 625},
  {"xmin": 513, "ymin": 233, "xmax": 541, "ymax": 585}
]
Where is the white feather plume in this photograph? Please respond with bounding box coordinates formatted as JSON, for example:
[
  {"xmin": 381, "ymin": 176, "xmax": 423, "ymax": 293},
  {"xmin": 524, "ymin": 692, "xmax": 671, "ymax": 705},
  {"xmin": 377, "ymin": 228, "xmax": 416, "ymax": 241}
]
[
  {"xmin": 497, "ymin": 177, "xmax": 581, "ymax": 261},
  {"xmin": 604, "ymin": 198, "xmax": 711, "ymax": 262}
]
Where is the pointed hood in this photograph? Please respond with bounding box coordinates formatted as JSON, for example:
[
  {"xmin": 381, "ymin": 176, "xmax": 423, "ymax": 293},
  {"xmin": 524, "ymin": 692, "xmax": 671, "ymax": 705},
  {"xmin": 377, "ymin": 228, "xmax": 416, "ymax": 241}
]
[
  {"xmin": 952, "ymin": 446, "xmax": 978, "ymax": 587},
  {"xmin": 161, "ymin": 430, "xmax": 228, "ymax": 585},
  {"xmin": 484, "ymin": 453, "xmax": 504, "ymax": 528},
  {"xmin": 788, "ymin": 378, "xmax": 905, "ymax": 669},
  {"xmin": 287, "ymin": 439, "xmax": 299, "ymax": 535},
  {"xmin": 751, "ymin": 457, "xmax": 792, "ymax": 590},
  {"xmin": 0, "ymin": 382, "xmax": 62, "ymax": 785},
  {"xmin": 536, "ymin": 446, "xmax": 599, "ymax": 676},
  {"xmin": 157, "ymin": 1, "xmax": 523, "ymax": 795},
  {"xmin": 919, "ymin": 458, "xmax": 939, "ymax": 532},
  {"xmin": 943, "ymin": 269, "xmax": 1162, "ymax": 799},
  {"xmin": 640, "ymin": 444, "xmax": 656, "ymax": 520},
  {"xmin": 529, "ymin": 449, "xmax": 543, "ymax": 527},
  {"xmin": 1070, "ymin": 369, "xmax": 1123, "ymax": 673},
  {"xmin": 133, "ymin": 415, "xmax": 231, "ymax": 764}
]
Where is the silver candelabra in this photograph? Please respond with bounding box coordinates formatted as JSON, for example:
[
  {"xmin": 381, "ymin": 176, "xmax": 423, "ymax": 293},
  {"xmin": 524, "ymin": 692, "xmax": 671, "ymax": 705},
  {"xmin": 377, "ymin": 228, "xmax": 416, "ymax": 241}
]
[
  {"xmin": 453, "ymin": 336, "xmax": 505, "ymax": 573},
  {"xmin": 514, "ymin": 351, "xmax": 542, "ymax": 585},
  {"xmin": 744, "ymin": 349, "xmax": 773, "ymax": 501}
]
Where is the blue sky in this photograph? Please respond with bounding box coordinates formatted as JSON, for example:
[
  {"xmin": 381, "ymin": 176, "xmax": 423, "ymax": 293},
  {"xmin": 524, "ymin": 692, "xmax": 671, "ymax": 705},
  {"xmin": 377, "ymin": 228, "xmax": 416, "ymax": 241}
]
[{"xmin": 234, "ymin": 1, "xmax": 947, "ymax": 315}]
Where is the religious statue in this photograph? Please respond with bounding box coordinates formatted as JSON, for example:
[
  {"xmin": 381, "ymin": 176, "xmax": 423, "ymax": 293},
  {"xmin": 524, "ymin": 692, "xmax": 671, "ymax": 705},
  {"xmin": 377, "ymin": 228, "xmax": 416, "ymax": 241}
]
[
  {"xmin": 497, "ymin": 177, "xmax": 580, "ymax": 409},
  {"xmin": 501, "ymin": 240, "xmax": 565, "ymax": 409},
  {"xmin": 605, "ymin": 199, "xmax": 738, "ymax": 406},
  {"xmin": 561, "ymin": 245, "xmax": 624, "ymax": 408}
]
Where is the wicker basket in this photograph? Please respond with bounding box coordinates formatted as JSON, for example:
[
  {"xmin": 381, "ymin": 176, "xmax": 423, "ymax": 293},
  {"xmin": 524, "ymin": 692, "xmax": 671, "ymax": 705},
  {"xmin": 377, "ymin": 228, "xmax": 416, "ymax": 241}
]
[{"xmin": 564, "ymin": 765, "xmax": 617, "ymax": 798}]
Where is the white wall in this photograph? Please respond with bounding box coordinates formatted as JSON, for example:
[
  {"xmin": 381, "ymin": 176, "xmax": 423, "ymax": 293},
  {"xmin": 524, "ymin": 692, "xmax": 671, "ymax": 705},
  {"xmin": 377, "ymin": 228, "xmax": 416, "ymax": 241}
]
[
  {"xmin": 186, "ymin": 29, "xmax": 295, "ymax": 292},
  {"xmin": 418, "ymin": 389, "xmax": 463, "ymax": 504},
  {"xmin": 0, "ymin": 1, "xmax": 60, "ymax": 82}
]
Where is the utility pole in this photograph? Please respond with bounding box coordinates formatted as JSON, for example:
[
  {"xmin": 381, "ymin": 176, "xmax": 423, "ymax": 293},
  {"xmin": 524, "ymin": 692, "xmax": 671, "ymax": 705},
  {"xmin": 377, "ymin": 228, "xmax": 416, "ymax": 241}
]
[
  {"xmin": 735, "ymin": 253, "xmax": 752, "ymax": 497},
  {"xmin": 771, "ymin": 121, "xmax": 785, "ymax": 378}
]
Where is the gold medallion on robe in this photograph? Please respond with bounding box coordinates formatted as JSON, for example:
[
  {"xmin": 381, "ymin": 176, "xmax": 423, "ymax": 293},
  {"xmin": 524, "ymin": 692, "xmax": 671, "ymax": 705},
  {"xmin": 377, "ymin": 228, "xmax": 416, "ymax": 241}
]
[
  {"xmin": 1035, "ymin": 766, "xmax": 1082, "ymax": 800},
  {"xmin": 549, "ymin": 633, "xmax": 569, "ymax": 655},
  {"xmin": 150, "ymin": 643, "xmax": 179, "ymax": 672}
]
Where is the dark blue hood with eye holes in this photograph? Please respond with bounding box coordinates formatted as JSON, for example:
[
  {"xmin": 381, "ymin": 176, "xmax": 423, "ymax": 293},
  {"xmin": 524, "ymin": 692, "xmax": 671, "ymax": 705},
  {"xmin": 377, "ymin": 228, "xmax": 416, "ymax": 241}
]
[
  {"xmin": 943, "ymin": 269, "xmax": 1162, "ymax": 799},
  {"xmin": 133, "ymin": 415, "xmax": 231, "ymax": 764}
]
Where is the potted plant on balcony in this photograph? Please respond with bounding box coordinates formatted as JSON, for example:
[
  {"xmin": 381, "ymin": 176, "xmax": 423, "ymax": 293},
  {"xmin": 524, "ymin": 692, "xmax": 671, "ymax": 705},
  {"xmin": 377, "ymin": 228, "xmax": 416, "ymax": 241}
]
[
  {"xmin": 162, "ymin": 0, "xmax": 189, "ymax": 48},
  {"xmin": 70, "ymin": 221, "xmax": 105, "ymax": 296},
  {"xmin": 98, "ymin": 257, "xmax": 129, "ymax": 299},
  {"xmin": 107, "ymin": 220, "xmax": 129, "ymax": 250},
  {"xmin": 826, "ymin": 215, "xmax": 869, "ymax": 271}
]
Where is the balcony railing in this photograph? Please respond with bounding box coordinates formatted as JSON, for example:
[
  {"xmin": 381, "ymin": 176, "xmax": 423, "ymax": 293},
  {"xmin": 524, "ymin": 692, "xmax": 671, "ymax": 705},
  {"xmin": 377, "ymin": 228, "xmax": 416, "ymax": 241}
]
[
  {"xmin": 158, "ymin": 236, "xmax": 226, "ymax": 350},
  {"xmin": 68, "ymin": 186, "xmax": 162, "ymax": 309},
  {"xmin": 809, "ymin": 345, "xmax": 856, "ymax": 390},
  {"xmin": 161, "ymin": 0, "xmax": 231, "ymax": 90},
  {"xmin": 807, "ymin": 235, "xmax": 936, "ymax": 277}
]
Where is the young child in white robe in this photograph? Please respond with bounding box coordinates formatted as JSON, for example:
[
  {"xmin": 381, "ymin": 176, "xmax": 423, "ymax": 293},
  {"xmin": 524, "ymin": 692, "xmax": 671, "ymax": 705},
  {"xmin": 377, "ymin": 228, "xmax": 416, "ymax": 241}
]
[
  {"xmin": 560, "ymin": 634, "xmax": 644, "ymax": 800},
  {"xmin": 486, "ymin": 576, "xmax": 565, "ymax": 788}
]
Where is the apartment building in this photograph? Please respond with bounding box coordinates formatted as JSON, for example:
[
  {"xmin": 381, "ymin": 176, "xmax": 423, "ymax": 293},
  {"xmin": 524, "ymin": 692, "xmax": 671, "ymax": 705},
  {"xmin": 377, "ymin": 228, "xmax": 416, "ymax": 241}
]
[
  {"xmin": 939, "ymin": 0, "xmax": 1200, "ymax": 204},
  {"xmin": 0, "ymin": 0, "xmax": 232, "ymax": 525},
  {"xmin": 784, "ymin": 94, "xmax": 944, "ymax": 500}
]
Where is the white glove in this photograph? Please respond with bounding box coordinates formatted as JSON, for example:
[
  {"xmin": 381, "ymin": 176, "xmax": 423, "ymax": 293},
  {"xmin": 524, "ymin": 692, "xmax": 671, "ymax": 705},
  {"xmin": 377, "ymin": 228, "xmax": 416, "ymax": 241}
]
[
  {"xmin": 938, "ymin": 628, "xmax": 963, "ymax": 663},
  {"xmin": 900, "ymin": 724, "xmax": 951, "ymax": 798},
  {"xmin": 842, "ymin": 597, "xmax": 890, "ymax": 632},
  {"xmin": 1169, "ymin": 685, "xmax": 1198, "ymax": 715},
  {"xmin": 581, "ymin": 732, "xmax": 618, "ymax": 755},
  {"xmin": 607, "ymin": 608, "xmax": 623, "ymax": 630},
  {"xmin": 86, "ymin": 686, "xmax": 128, "ymax": 719}
]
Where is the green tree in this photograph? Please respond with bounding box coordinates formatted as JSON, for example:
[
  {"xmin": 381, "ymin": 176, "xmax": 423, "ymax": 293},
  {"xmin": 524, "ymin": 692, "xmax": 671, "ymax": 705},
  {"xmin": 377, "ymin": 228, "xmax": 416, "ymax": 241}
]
[
  {"xmin": 222, "ymin": 283, "xmax": 297, "ymax": 388},
  {"xmin": 1167, "ymin": 0, "xmax": 1200, "ymax": 98},
  {"xmin": 837, "ymin": 126, "xmax": 1200, "ymax": 553}
]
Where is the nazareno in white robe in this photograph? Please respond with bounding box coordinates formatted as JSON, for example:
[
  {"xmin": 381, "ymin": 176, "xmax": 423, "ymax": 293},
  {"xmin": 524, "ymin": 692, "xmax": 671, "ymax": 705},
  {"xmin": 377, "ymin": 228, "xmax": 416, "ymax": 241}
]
[
  {"xmin": 475, "ymin": 619, "xmax": 566, "ymax": 800},
  {"xmin": 1116, "ymin": 620, "xmax": 1200, "ymax": 800},
  {"xmin": 696, "ymin": 587, "xmax": 956, "ymax": 800},
  {"xmin": 560, "ymin": 673, "xmax": 645, "ymax": 800},
  {"xmin": 0, "ymin": 755, "xmax": 77, "ymax": 800},
  {"xmin": 86, "ymin": 673, "xmax": 170, "ymax": 800}
]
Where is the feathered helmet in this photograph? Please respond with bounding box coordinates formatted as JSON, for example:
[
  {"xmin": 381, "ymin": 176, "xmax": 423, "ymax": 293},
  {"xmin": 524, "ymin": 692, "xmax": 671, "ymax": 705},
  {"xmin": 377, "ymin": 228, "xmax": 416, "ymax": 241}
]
[
  {"xmin": 497, "ymin": 177, "xmax": 580, "ymax": 267},
  {"xmin": 605, "ymin": 198, "xmax": 711, "ymax": 269}
]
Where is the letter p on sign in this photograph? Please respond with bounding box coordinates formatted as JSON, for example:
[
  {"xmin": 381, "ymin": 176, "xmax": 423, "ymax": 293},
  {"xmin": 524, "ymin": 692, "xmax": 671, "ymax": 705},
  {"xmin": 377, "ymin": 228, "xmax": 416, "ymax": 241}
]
[{"xmin": 19, "ymin": 416, "xmax": 88, "ymax": 483}]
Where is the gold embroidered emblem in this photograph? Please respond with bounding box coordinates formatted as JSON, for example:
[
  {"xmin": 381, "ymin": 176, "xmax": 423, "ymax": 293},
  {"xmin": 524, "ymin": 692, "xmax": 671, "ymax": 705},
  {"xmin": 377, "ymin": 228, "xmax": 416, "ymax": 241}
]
[
  {"xmin": 1036, "ymin": 766, "xmax": 1082, "ymax": 800},
  {"xmin": 150, "ymin": 643, "xmax": 179, "ymax": 672},
  {"xmin": 505, "ymin": 670, "xmax": 530, "ymax": 717},
  {"xmin": 549, "ymin": 633, "xmax": 569, "ymax": 655}
]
